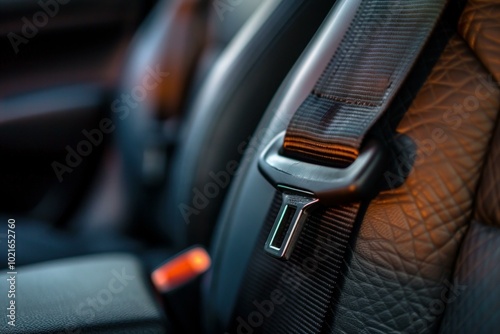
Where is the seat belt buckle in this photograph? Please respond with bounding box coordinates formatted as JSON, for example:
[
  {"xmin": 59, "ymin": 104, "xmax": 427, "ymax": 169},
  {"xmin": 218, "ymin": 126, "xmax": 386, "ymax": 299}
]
[{"xmin": 258, "ymin": 132, "xmax": 386, "ymax": 260}]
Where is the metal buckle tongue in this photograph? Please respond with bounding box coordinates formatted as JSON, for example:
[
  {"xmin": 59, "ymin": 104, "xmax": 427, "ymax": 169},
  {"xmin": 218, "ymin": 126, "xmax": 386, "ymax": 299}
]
[
  {"xmin": 265, "ymin": 186, "xmax": 319, "ymax": 260},
  {"xmin": 259, "ymin": 132, "xmax": 386, "ymax": 260}
]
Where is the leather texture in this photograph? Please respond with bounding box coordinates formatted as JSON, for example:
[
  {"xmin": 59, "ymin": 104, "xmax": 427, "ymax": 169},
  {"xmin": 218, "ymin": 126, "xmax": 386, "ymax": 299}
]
[
  {"xmin": 459, "ymin": 0, "xmax": 500, "ymax": 83},
  {"xmin": 439, "ymin": 12, "xmax": 500, "ymax": 324},
  {"xmin": 467, "ymin": 0, "xmax": 500, "ymax": 230},
  {"xmin": 0, "ymin": 254, "xmax": 168, "ymax": 333},
  {"xmin": 331, "ymin": 32, "xmax": 500, "ymax": 333}
]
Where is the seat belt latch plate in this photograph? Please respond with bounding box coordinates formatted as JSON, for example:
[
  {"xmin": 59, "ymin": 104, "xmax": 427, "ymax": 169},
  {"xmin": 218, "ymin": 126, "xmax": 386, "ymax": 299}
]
[
  {"xmin": 259, "ymin": 132, "xmax": 386, "ymax": 260},
  {"xmin": 264, "ymin": 188, "xmax": 319, "ymax": 260}
]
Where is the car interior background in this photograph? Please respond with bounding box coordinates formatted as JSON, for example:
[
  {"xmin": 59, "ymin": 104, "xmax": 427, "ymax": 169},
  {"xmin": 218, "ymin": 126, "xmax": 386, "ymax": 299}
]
[{"xmin": 0, "ymin": 0, "xmax": 499, "ymax": 333}]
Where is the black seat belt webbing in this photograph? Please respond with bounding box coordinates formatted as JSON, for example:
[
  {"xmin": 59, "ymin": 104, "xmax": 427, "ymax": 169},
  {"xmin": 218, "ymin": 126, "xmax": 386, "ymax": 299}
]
[
  {"xmin": 284, "ymin": 0, "xmax": 447, "ymax": 167},
  {"xmin": 228, "ymin": 0, "xmax": 447, "ymax": 333}
]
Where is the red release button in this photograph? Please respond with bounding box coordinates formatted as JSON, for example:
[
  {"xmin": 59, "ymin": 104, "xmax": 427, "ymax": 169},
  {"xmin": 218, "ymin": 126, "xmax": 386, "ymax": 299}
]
[{"xmin": 151, "ymin": 247, "xmax": 211, "ymax": 292}]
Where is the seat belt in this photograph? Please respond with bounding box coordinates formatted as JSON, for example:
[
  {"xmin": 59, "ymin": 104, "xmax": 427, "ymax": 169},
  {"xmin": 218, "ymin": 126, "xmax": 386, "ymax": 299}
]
[{"xmin": 228, "ymin": 0, "xmax": 448, "ymax": 333}]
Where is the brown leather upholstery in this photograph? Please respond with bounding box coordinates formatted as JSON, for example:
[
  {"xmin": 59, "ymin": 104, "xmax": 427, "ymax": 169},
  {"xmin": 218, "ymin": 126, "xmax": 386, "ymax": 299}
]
[
  {"xmin": 440, "ymin": 1, "xmax": 500, "ymax": 326},
  {"xmin": 367, "ymin": 34, "xmax": 499, "ymax": 281},
  {"xmin": 459, "ymin": 0, "xmax": 500, "ymax": 83},
  {"xmin": 441, "ymin": 115, "xmax": 500, "ymax": 331},
  {"xmin": 332, "ymin": 0, "xmax": 500, "ymax": 332}
]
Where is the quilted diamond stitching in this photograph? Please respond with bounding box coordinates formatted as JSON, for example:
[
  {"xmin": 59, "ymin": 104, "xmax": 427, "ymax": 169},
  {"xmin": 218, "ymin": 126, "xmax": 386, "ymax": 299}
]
[
  {"xmin": 331, "ymin": 35, "xmax": 500, "ymax": 333},
  {"xmin": 459, "ymin": 0, "xmax": 500, "ymax": 82}
]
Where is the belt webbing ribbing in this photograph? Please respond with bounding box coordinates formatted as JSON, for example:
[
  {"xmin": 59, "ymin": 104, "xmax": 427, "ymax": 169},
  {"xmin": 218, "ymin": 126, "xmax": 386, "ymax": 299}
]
[{"xmin": 228, "ymin": 0, "xmax": 447, "ymax": 333}]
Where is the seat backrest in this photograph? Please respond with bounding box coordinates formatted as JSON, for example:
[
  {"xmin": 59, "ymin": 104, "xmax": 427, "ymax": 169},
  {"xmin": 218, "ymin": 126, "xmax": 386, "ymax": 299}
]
[
  {"xmin": 116, "ymin": 0, "xmax": 338, "ymax": 249},
  {"xmin": 162, "ymin": 0, "xmax": 338, "ymax": 248},
  {"xmin": 204, "ymin": 0, "xmax": 500, "ymax": 332},
  {"xmin": 115, "ymin": 0, "xmax": 262, "ymax": 232}
]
